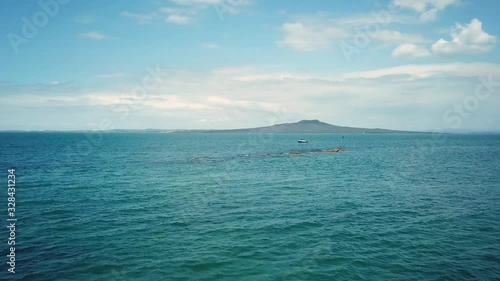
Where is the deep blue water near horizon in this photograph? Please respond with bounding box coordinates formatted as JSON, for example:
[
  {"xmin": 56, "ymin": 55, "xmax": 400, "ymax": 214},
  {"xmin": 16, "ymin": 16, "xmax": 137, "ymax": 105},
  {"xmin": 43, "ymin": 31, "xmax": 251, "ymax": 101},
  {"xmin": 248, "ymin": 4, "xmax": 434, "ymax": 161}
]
[{"xmin": 0, "ymin": 132, "xmax": 499, "ymax": 281}]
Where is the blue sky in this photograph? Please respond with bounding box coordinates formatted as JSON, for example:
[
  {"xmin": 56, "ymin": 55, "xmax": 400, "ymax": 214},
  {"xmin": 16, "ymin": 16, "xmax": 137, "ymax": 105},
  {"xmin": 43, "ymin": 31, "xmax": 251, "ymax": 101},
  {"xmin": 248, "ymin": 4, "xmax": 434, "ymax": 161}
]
[{"xmin": 1, "ymin": 0, "xmax": 500, "ymax": 131}]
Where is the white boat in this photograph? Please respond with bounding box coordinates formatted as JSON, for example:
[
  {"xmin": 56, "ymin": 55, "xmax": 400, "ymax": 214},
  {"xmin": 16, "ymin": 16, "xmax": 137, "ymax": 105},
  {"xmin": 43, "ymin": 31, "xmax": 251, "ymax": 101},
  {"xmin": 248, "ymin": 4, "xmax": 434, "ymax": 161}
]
[{"xmin": 298, "ymin": 139, "xmax": 308, "ymax": 143}]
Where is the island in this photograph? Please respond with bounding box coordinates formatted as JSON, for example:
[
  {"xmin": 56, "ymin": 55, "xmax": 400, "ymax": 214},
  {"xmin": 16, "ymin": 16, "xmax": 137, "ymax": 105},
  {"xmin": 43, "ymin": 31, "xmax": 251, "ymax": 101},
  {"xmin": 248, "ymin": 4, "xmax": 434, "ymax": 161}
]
[{"xmin": 196, "ymin": 120, "xmax": 418, "ymax": 134}]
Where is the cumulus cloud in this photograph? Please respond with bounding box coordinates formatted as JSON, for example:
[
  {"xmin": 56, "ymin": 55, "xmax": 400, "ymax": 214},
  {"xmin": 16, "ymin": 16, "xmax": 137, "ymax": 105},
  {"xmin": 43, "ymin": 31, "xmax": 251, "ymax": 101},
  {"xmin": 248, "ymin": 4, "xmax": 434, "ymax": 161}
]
[
  {"xmin": 279, "ymin": 21, "xmax": 347, "ymax": 51},
  {"xmin": 279, "ymin": 15, "xmax": 424, "ymax": 51},
  {"xmin": 392, "ymin": 19, "xmax": 496, "ymax": 59},
  {"xmin": 391, "ymin": 0, "xmax": 459, "ymax": 22},
  {"xmin": 432, "ymin": 18, "xmax": 496, "ymax": 56},
  {"xmin": 392, "ymin": 43, "xmax": 431, "ymax": 58}
]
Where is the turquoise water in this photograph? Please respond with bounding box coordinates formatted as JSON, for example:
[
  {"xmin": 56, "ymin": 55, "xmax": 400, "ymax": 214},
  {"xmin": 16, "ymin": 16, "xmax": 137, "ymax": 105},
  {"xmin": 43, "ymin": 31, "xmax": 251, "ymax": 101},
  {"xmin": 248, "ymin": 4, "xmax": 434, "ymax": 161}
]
[{"xmin": 1, "ymin": 132, "xmax": 499, "ymax": 280}]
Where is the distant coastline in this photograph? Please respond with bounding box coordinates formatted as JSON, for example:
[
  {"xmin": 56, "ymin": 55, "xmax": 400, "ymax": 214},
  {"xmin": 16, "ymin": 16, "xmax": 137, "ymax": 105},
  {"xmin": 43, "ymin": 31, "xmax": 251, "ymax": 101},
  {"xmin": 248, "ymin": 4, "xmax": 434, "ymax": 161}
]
[{"xmin": 1, "ymin": 120, "xmax": 499, "ymax": 134}]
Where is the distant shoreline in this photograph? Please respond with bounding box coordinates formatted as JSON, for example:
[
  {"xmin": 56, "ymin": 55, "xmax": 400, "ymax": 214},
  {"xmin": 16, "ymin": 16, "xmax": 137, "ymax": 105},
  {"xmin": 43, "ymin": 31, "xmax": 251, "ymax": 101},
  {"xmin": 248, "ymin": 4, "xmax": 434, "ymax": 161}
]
[
  {"xmin": 1, "ymin": 130, "xmax": 499, "ymax": 134},
  {"xmin": 2, "ymin": 119, "xmax": 499, "ymax": 134},
  {"xmin": 0, "ymin": 120, "xmax": 498, "ymax": 134}
]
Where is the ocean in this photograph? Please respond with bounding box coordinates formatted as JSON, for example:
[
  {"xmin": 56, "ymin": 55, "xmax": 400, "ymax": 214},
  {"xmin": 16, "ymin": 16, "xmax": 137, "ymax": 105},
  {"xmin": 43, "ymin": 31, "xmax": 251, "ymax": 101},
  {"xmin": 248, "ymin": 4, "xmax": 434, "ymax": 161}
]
[{"xmin": 0, "ymin": 132, "xmax": 499, "ymax": 280}]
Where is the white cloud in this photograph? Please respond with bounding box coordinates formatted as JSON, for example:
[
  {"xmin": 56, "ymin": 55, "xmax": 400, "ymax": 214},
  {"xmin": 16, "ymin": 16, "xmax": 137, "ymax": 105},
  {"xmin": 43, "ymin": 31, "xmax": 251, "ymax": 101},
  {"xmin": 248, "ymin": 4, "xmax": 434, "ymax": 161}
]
[
  {"xmin": 159, "ymin": 7, "xmax": 189, "ymax": 15},
  {"xmin": 143, "ymin": 95, "xmax": 213, "ymax": 110},
  {"xmin": 201, "ymin": 43, "xmax": 219, "ymax": 49},
  {"xmin": 78, "ymin": 31, "xmax": 108, "ymax": 40},
  {"xmin": 121, "ymin": 11, "xmax": 156, "ymax": 24},
  {"xmin": 122, "ymin": 0, "xmax": 251, "ymax": 26},
  {"xmin": 432, "ymin": 18, "xmax": 496, "ymax": 56},
  {"xmin": 4, "ymin": 63, "xmax": 500, "ymax": 130},
  {"xmin": 341, "ymin": 62, "xmax": 500, "ymax": 79},
  {"xmin": 279, "ymin": 21, "xmax": 347, "ymax": 51},
  {"xmin": 333, "ymin": 11, "xmax": 414, "ymax": 26},
  {"xmin": 121, "ymin": 7, "xmax": 193, "ymax": 25},
  {"xmin": 279, "ymin": 15, "xmax": 425, "ymax": 51},
  {"xmin": 376, "ymin": 30, "xmax": 426, "ymax": 44},
  {"xmin": 160, "ymin": 7, "xmax": 196, "ymax": 25},
  {"xmin": 392, "ymin": 19, "xmax": 496, "ymax": 59},
  {"xmin": 391, "ymin": 0, "xmax": 459, "ymax": 22},
  {"xmin": 206, "ymin": 96, "xmax": 282, "ymax": 112},
  {"xmin": 392, "ymin": 43, "xmax": 431, "ymax": 58},
  {"xmin": 278, "ymin": 15, "xmax": 357, "ymax": 51},
  {"xmin": 166, "ymin": 0, "xmax": 251, "ymax": 22},
  {"xmin": 166, "ymin": 14, "xmax": 192, "ymax": 25},
  {"xmin": 419, "ymin": 8, "xmax": 438, "ymax": 22}
]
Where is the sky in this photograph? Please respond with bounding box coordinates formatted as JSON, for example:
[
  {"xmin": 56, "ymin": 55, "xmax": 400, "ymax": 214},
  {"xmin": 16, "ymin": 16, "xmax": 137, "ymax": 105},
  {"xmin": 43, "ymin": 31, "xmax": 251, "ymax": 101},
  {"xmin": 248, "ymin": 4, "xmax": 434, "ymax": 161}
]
[{"xmin": 1, "ymin": 0, "xmax": 500, "ymax": 131}]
